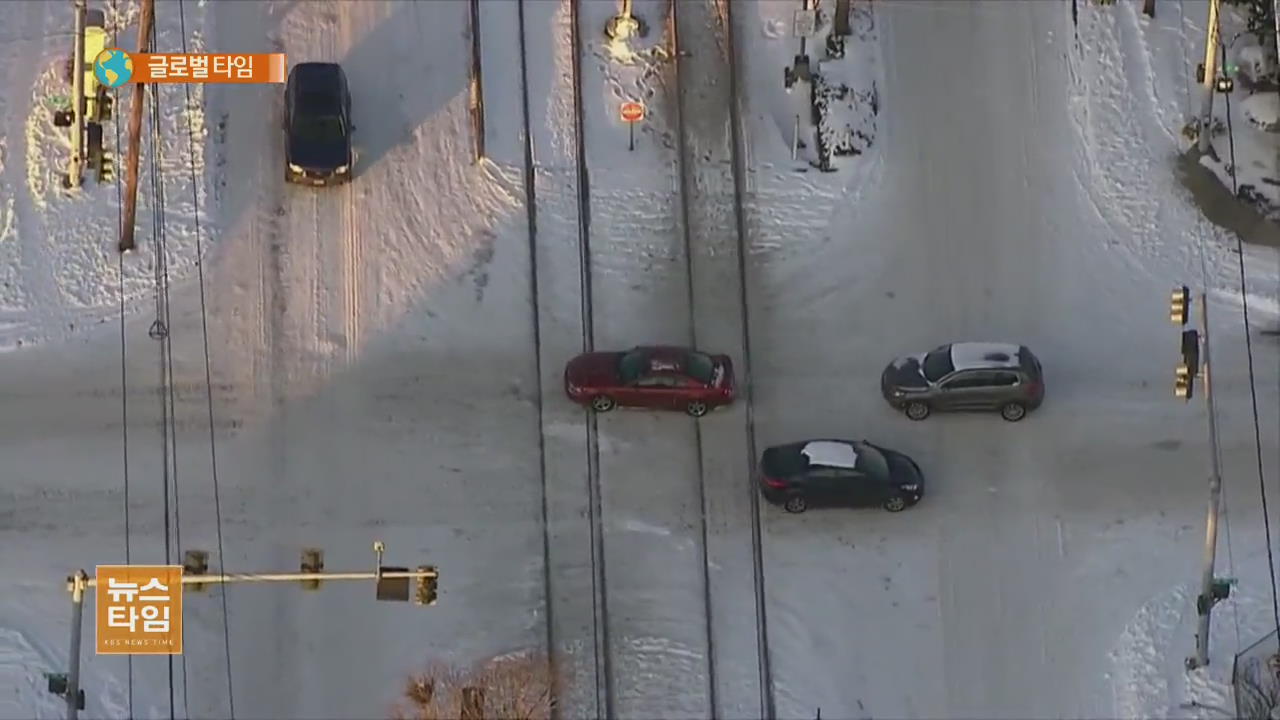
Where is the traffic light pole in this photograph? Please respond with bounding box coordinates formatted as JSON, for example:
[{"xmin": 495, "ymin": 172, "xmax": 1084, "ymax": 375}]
[
  {"xmin": 66, "ymin": 0, "xmax": 87, "ymax": 189},
  {"xmin": 52, "ymin": 543, "xmax": 439, "ymax": 720},
  {"xmin": 1189, "ymin": 290, "xmax": 1226, "ymax": 669},
  {"xmin": 1197, "ymin": 0, "xmax": 1222, "ymax": 152}
]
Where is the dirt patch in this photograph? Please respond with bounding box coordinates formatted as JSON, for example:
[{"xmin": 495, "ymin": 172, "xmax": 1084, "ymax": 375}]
[{"xmin": 1176, "ymin": 148, "xmax": 1280, "ymax": 248}]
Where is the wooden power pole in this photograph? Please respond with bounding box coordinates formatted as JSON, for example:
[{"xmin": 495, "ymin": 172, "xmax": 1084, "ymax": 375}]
[{"xmin": 118, "ymin": 0, "xmax": 154, "ymax": 252}]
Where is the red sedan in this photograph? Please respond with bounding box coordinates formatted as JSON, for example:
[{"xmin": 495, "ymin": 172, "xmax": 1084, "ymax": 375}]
[{"xmin": 564, "ymin": 345, "xmax": 736, "ymax": 417}]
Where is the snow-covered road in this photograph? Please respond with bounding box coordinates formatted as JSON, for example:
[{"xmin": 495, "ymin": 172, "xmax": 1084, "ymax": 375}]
[
  {"xmin": 3, "ymin": 0, "xmax": 1279, "ymax": 718},
  {"xmin": 744, "ymin": 1, "xmax": 1280, "ymax": 717}
]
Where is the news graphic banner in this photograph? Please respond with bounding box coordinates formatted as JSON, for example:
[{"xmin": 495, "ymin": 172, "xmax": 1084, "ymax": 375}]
[
  {"xmin": 96, "ymin": 564, "xmax": 184, "ymax": 655},
  {"xmin": 93, "ymin": 49, "xmax": 287, "ymax": 87}
]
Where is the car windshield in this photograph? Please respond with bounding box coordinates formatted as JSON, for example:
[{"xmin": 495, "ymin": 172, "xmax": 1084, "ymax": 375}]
[
  {"xmin": 685, "ymin": 352, "xmax": 715, "ymax": 385},
  {"xmin": 618, "ymin": 350, "xmax": 649, "ymax": 384},
  {"xmin": 293, "ymin": 115, "xmax": 344, "ymax": 143},
  {"xmin": 852, "ymin": 442, "xmax": 891, "ymax": 481},
  {"xmin": 921, "ymin": 348, "xmax": 954, "ymax": 382}
]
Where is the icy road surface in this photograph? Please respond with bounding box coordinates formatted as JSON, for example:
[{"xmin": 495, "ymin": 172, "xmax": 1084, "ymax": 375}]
[{"xmin": 745, "ymin": 2, "xmax": 1280, "ymax": 717}]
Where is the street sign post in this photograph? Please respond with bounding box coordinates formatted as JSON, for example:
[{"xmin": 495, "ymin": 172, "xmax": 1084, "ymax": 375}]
[{"xmin": 620, "ymin": 101, "xmax": 645, "ymax": 151}]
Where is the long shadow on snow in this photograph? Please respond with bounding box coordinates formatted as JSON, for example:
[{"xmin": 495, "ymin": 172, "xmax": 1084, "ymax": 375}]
[{"xmin": 341, "ymin": 1, "xmax": 467, "ymax": 177}]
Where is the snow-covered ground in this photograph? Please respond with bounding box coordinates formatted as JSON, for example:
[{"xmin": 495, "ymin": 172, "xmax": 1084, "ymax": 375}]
[
  {"xmin": 1196, "ymin": 2, "xmax": 1280, "ymax": 219},
  {"xmin": 0, "ymin": 0, "xmax": 210, "ymax": 352},
  {"xmin": 3, "ymin": 0, "xmax": 1280, "ymax": 719}
]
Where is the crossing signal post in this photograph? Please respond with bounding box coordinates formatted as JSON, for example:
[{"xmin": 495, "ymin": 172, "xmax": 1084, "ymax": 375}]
[{"xmin": 1169, "ymin": 286, "xmax": 1230, "ymax": 670}]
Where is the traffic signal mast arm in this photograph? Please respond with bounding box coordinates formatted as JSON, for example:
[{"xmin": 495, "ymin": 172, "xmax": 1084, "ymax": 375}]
[{"xmin": 53, "ymin": 542, "xmax": 439, "ymax": 720}]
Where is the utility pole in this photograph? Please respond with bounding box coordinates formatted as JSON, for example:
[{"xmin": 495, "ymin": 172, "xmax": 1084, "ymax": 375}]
[
  {"xmin": 119, "ymin": 0, "xmax": 154, "ymax": 252},
  {"xmin": 1171, "ymin": 287, "xmax": 1234, "ymax": 669},
  {"xmin": 1198, "ymin": 0, "xmax": 1222, "ymax": 153},
  {"xmin": 65, "ymin": 0, "xmax": 87, "ymax": 189},
  {"xmin": 47, "ymin": 542, "xmax": 440, "ymax": 720},
  {"xmin": 1273, "ymin": 0, "xmax": 1280, "ymax": 181}
]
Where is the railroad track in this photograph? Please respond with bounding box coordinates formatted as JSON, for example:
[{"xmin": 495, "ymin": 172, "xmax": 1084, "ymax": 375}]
[
  {"xmin": 670, "ymin": 0, "xmax": 775, "ymax": 717},
  {"xmin": 516, "ymin": 0, "xmax": 774, "ymax": 716}
]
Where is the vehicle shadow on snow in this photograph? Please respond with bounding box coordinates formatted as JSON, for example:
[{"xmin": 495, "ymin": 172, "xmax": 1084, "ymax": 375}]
[{"xmin": 340, "ymin": 1, "xmax": 467, "ymax": 176}]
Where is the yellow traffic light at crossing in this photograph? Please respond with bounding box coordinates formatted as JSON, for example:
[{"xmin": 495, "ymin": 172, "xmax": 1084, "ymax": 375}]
[
  {"xmin": 1175, "ymin": 363, "xmax": 1193, "ymax": 400},
  {"xmin": 1171, "ymin": 285, "xmax": 1191, "ymax": 325}
]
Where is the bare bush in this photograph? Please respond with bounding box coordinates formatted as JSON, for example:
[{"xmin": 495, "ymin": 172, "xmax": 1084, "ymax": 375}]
[{"xmin": 392, "ymin": 653, "xmax": 559, "ymax": 720}]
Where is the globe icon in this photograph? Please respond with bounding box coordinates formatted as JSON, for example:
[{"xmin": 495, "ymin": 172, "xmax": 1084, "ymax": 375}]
[{"xmin": 94, "ymin": 49, "xmax": 132, "ymax": 88}]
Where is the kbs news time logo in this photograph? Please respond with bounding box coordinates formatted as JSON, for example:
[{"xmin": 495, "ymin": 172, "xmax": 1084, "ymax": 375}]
[
  {"xmin": 95, "ymin": 565, "xmax": 184, "ymax": 655},
  {"xmin": 93, "ymin": 49, "xmax": 288, "ymax": 87}
]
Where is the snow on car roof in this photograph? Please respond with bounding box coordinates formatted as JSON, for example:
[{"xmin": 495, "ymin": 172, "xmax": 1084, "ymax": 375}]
[
  {"xmin": 801, "ymin": 440, "xmax": 859, "ymax": 469},
  {"xmin": 950, "ymin": 342, "xmax": 1021, "ymax": 371}
]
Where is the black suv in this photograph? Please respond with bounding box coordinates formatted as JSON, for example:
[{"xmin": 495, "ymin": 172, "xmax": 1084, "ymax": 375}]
[
  {"xmin": 881, "ymin": 342, "xmax": 1045, "ymax": 422},
  {"xmin": 758, "ymin": 439, "xmax": 924, "ymax": 514},
  {"xmin": 284, "ymin": 62, "xmax": 354, "ymax": 186}
]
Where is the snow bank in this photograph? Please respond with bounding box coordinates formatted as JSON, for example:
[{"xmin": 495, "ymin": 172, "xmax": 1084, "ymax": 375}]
[
  {"xmin": 1110, "ymin": 551, "xmax": 1280, "ymax": 719},
  {"xmin": 1067, "ymin": 0, "xmax": 1277, "ymax": 297},
  {"xmin": 1241, "ymin": 93, "xmax": 1279, "ymax": 133}
]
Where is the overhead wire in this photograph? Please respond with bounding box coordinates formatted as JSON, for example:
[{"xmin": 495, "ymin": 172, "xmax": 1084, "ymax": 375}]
[
  {"xmin": 141, "ymin": 27, "xmax": 179, "ymax": 717},
  {"xmin": 174, "ymin": 0, "xmax": 237, "ymax": 714},
  {"xmin": 1216, "ymin": 29, "xmax": 1280, "ymax": 647},
  {"xmin": 105, "ymin": 0, "xmax": 134, "ymax": 714}
]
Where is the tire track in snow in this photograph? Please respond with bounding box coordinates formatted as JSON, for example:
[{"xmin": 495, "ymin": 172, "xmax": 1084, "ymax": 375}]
[
  {"xmin": 1066, "ymin": 1, "xmax": 1239, "ymax": 294},
  {"xmin": 343, "ymin": 176, "xmax": 360, "ymax": 367}
]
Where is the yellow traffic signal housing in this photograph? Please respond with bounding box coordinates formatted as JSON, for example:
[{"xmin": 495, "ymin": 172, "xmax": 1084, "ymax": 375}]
[
  {"xmin": 415, "ymin": 565, "xmax": 438, "ymax": 606},
  {"xmin": 97, "ymin": 152, "xmax": 114, "ymax": 184},
  {"xmin": 1175, "ymin": 363, "xmax": 1193, "ymax": 400},
  {"xmin": 1171, "ymin": 286, "xmax": 1190, "ymax": 325}
]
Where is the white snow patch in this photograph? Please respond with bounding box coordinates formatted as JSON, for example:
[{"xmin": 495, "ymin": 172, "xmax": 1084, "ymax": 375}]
[
  {"xmin": 800, "ymin": 440, "xmax": 858, "ymax": 469},
  {"xmin": 1241, "ymin": 93, "xmax": 1279, "ymax": 133},
  {"xmin": 1109, "ymin": 552, "xmax": 1280, "ymax": 719}
]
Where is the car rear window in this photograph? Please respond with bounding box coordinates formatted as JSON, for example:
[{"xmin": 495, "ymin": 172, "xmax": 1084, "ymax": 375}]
[
  {"xmin": 853, "ymin": 442, "xmax": 890, "ymax": 481},
  {"xmin": 685, "ymin": 352, "xmax": 715, "ymax": 385},
  {"xmin": 1018, "ymin": 347, "xmax": 1042, "ymax": 376},
  {"xmin": 762, "ymin": 445, "xmax": 809, "ymax": 477}
]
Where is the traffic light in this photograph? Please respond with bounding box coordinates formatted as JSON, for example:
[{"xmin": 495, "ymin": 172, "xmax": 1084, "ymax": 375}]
[
  {"xmin": 97, "ymin": 151, "xmax": 114, "ymax": 184},
  {"xmin": 415, "ymin": 566, "xmax": 438, "ymax": 606},
  {"xmin": 1175, "ymin": 362, "xmax": 1194, "ymax": 400},
  {"xmin": 1170, "ymin": 285, "xmax": 1190, "ymax": 325}
]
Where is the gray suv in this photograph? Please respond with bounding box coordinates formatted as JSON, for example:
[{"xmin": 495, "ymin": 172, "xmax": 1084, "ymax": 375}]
[{"xmin": 881, "ymin": 342, "xmax": 1045, "ymax": 422}]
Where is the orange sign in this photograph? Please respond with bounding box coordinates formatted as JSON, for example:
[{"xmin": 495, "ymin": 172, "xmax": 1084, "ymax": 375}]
[
  {"xmin": 96, "ymin": 565, "xmax": 184, "ymax": 655},
  {"xmin": 129, "ymin": 52, "xmax": 288, "ymax": 84},
  {"xmin": 620, "ymin": 101, "xmax": 645, "ymax": 123}
]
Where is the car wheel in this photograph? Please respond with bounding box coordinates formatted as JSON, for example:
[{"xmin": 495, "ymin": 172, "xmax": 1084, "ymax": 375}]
[
  {"xmin": 905, "ymin": 401, "xmax": 930, "ymax": 421},
  {"xmin": 590, "ymin": 395, "xmax": 616, "ymax": 412},
  {"xmin": 686, "ymin": 400, "xmax": 709, "ymax": 417},
  {"xmin": 783, "ymin": 495, "xmax": 807, "ymax": 513},
  {"xmin": 1000, "ymin": 402, "xmax": 1027, "ymax": 422},
  {"xmin": 883, "ymin": 495, "xmax": 908, "ymax": 512}
]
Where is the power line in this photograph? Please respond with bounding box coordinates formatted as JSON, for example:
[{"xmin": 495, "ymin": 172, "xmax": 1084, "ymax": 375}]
[
  {"xmin": 105, "ymin": 0, "xmax": 135, "ymax": 713},
  {"xmin": 141, "ymin": 62, "xmax": 178, "ymax": 720},
  {"xmin": 175, "ymin": 0, "xmax": 236, "ymax": 713},
  {"xmin": 1218, "ymin": 34, "xmax": 1280, "ymax": 647}
]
